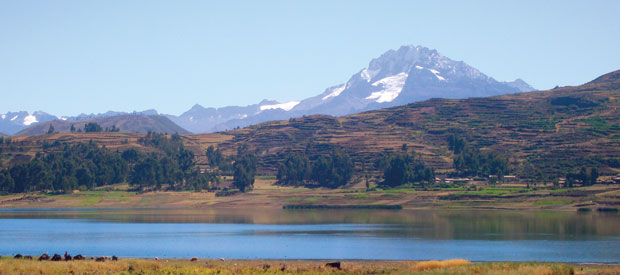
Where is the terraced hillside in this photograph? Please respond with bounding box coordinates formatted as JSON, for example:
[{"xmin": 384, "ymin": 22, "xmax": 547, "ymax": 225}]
[{"xmin": 210, "ymin": 70, "xmax": 620, "ymax": 176}]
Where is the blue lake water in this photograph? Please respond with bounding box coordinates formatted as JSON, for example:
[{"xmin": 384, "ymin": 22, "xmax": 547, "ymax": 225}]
[{"xmin": 0, "ymin": 208, "xmax": 618, "ymax": 262}]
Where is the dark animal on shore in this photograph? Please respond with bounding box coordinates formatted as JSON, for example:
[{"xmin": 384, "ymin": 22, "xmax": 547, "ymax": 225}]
[
  {"xmin": 190, "ymin": 257, "xmax": 198, "ymax": 262},
  {"xmin": 112, "ymin": 256, "xmax": 118, "ymax": 261},
  {"xmin": 90, "ymin": 257, "xmax": 94, "ymax": 260},
  {"xmin": 73, "ymin": 254, "xmax": 85, "ymax": 260},
  {"xmin": 95, "ymin": 256, "xmax": 105, "ymax": 262},
  {"xmin": 64, "ymin": 251, "xmax": 72, "ymax": 261},
  {"xmin": 14, "ymin": 254, "xmax": 23, "ymax": 259},
  {"xmin": 24, "ymin": 255, "xmax": 33, "ymax": 260},
  {"xmin": 38, "ymin": 253, "xmax": 50, "ymax": 261},
  {"xmin": 51, "ymin": 254, "xmax": 62, "ymax": 261},
  {"xmin": 325, "ymin": 262, "xmax": 341, "ymax": 269}
]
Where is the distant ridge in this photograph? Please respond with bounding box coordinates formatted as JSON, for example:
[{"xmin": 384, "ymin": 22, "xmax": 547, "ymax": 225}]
[{"xmin": 15, "ymin": 114, "xmax": 190, "ymax": 136}]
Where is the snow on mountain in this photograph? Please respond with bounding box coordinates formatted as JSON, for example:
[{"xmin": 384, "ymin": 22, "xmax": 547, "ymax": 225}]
[
  {"xmin": 23, "ymin": 115, "xmax": 38, "ymax": 126},
  {"xmin": 366, "ymin": 72, "xmax": 409, "ymax": 103},
  {"xmin": 259, "ymin": 101, "xmax": 300, "ymax": 111},
  {"xmin": 3, "ymin": 45, "xmax": 536, "ymax": 135},
  {"xmin": 163, "ymin": 44, "xmax": 535, "ymax": 133},
  {"xmin": 0, "ymin": 111, "xmax": 58, "ymax": 135},
  {"xmin": 322, "ymin": 85, "xmax": 346, "ymax": 100}
]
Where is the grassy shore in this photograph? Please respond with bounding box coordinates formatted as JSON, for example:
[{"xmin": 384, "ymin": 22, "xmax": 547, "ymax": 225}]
[
  {"xmin": 0, "ymin": 179, "xmax": 618, "ymax": 211},
  {"xmin": 2, "ymin": 257, "xmax": 618, "ymax": 274}
]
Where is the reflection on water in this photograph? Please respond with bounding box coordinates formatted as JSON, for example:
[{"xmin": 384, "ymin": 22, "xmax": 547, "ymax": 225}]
[{"xmin": 0, "ymin": 209, "xmax": 618, "ymax": 262}]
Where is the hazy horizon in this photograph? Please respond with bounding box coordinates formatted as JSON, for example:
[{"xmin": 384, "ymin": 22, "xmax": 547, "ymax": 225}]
[{"xmin": 1, "ymin": 0, "xmax": 619, "ymax": 116}]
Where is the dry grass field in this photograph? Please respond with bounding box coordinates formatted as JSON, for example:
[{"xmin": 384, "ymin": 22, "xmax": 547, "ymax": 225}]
[{"xmin": 2, "ymin": 257, "xmax": 615, "ymax": 275}]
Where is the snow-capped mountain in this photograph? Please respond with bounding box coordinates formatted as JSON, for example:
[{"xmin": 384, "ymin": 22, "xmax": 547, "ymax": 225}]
[
  {"xmin": 0, "ymin": 111, "xmax": 57, "ymax": 135},
  {"xmin": 2, "ymin": 45, "xmax": 535, "ymax": 135},
  {"xmin": 167, "ymin": 45, "xmax": 535, "ymax": 132}
]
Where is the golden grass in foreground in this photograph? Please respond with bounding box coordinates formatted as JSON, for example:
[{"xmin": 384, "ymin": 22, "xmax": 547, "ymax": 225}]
[
  {"xmin": 411, "ymin": 259, "xmax": 471, "ymax": 271},
  {"xmin": 1, "ymin": 257, "xmax": 614, "ymax": 275}
]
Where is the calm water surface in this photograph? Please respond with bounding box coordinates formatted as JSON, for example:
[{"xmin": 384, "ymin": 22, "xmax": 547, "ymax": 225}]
[{"xmin": 0, "ymin": 208, "xmax": 618, "ymax": 262}]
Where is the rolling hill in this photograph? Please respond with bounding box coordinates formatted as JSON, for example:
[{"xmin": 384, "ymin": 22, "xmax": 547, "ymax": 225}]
[{"xmin": 14, "ymin": 114, "xmax": 191, "ymax": 136}]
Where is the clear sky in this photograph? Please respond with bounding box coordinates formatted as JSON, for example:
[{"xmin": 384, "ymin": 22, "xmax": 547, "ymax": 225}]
[{"xmin": 1, "ymin": 0, "xmax": 619, "ymax": 116}]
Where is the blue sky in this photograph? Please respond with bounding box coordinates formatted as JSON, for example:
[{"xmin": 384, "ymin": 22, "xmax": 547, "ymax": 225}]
[{"xmin": 1, "ymin": 0, "xmax": 619, "ymax": 116}]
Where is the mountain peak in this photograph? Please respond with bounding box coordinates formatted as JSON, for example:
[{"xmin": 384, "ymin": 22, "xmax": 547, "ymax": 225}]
[
  {"xmin": 503, "ymin": 78, "xmax": 536, "ymax": 92},
  {"xmin": 188, "ymin": 104, "xmax": 206, "ymax": 113}
]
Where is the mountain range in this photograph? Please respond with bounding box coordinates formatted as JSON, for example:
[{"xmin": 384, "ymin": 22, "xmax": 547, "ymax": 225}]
[
  {"xmin": 1, "ymin": 45, "xmax": 535, "ymax": 135},
  {"xmin": 207, "ymin": 69, "xmax": 620, "ymax": 176},
  {"xmin": 4, "ymin": 70, "xmax": 618, "ymax": 179}
]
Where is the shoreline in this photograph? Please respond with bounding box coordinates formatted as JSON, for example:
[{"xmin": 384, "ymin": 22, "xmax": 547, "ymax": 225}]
[{"xmin": 0, "ymin": 179, "xmax": 618, "ymax": 212}]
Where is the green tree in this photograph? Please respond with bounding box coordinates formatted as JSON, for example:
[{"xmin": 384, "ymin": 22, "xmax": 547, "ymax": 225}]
[
  {"xmin": 309, "ymin": 149, "xmax": 353, "ymax": 188},
  {"xmin": 233, "ymin": 152, "xmax": 257, "ymax": 192},
  {"xmin": 84, "ymin": 122, "xmax": 103, "ymax": 133},
  {"xmin": 47, "ymin": 124, "xmax": 55, "ymax": 134},
  {"xmin": 590, "ymin": 167, "xmax": 599, "ymax": 185},
  {"xmin": 277, "ymin": 153, "xmax": 310, "ymax": 185}
]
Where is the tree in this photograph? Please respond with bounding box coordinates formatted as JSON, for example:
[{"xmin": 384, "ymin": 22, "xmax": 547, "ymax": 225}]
[
  {"xmin": 70, "ymin": 124, "xmax": 76, "ymax": 133},
  {"xmin": 177, "ymin": 149, "xmax": 195, "ymax": 172},
  {"xmin": 521, "ymin": 163, "xmax": 538, "ymax": 189},
  {"xmin": 590, "ymin": 167, "xmax": 599, "ymax": 185},
  {"xmin": 130, "ymin": 156, "xmax": 159, "ymax": 190},
  {"xmin": 233, "ymin": 152, "xmax": 257, "ymax": 192},
  {"xmin": 121, "ymin": 149, "xmax": 141, "ymax": 163},
  {"xmin": 75, "ymin": 168, "xmax": 94, "ymax": 190},
  {"xmin": 376, "ymin": 150, "xmax": 434, "ymax": 188},
  {"xmin": 47, "ymin": 124, "xmax": 55, "ymax": 134},
  {"xmin": 309, "ymin": 149, "xmax": 354, "ymax": 188},
  {"xmin": 84, "ymin": 122, "xmax": 103, "ymax": 133},
  {"xmin": 277, "ymin": 153, "xmax": 310, "ymax": 185}
]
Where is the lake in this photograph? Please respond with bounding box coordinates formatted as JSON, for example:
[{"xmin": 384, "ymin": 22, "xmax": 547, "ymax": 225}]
[{"xmin": 0, "ymin": 208, "xmax": 618, "ymax": 262}]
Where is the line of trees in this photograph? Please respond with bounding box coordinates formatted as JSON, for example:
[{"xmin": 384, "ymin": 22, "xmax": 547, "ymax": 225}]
[
  {"xmin": 65, "ymin": 122, "xmax": 120, "ymax": 133},
  {"xmin": 0, "ymin": 141, "xmax": 128, "ymax": 193},
  {"xmin": 375, "ymin": 146, "xmax": 435, "ymax": 188},
  {"xmin": 0, "ymin": 132, "xmax": 217, "ymax": 194},
  {"xmin": 206, "ymin": 145, "xmax": 257, "ymax": 192},
  {"xmin": 276, "ymin": 149, "xmax": 354, "ymax": 188},
  {"xmin": 563, "ymin": 167, "xmax": 599, "ymax": 188},
  {"xmin": 130, "ymin": 132, "xmax": 214, "ymax": 191},
  {"xmin": 448, "ymin": 135, "xmax": 510, "ymax": 179}
]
